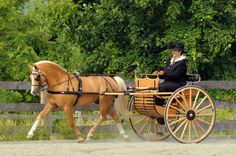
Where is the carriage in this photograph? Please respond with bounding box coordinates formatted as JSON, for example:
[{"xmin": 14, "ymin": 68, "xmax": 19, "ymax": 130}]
[
  {"xmin": 125, "ymin": 74, "xmax": 216, "ymax": 143},
  {"xmin": 28, "ymin": 61, "xmax": 216, "ymax": 144}
]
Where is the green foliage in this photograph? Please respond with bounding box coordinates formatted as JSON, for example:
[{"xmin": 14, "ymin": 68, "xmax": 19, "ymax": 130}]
[
  {"xmin": 0, "ymin": 90, "xmax": 39, "ymax": 104},
  {"xmin": 0, "ymin": 90, "xmax": 23, "ymax": 103},
  {"xmin": 207, "ymin": 89, "xmax": 236, "ymax": 102},
  {"xmin": 0, "ymin": 0, "xmax": 235, "ymax": 80},
  {"xmin": 1, "ymin": 0, "xmax": 235, "ymax": 141}
]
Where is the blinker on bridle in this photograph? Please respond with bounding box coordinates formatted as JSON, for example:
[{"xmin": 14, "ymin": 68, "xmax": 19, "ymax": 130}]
[{"xmin": 30, "ymin": 65, "xmax": 46, "ymax": 88}]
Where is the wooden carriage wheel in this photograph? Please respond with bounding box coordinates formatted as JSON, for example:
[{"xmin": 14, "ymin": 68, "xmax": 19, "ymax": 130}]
[
  {"xmin": 128, "ymin": 96, "xmax": 170, "ymax": 141},
  {"xmin": 164, "ymin": 86, "xmax": 216, "ymax": 143}
]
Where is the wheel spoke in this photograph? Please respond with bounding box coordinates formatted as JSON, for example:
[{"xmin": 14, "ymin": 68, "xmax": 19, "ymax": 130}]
[
  {"xmin": 153, "ymin": 119, "xmax": 158, "ymax": 140},
  {"xmin": 180, "ymin": 120, "xmax": 189, "ymax": 140},
  {"xmin": 169, "ymin": 117, "xmax": 185, "ymax": 126},
  {"xmin": 134, "ymin": 116, "xmax": 148, "ymax": 125},
  {"xmin": 189, "ymin": 89, "xmax": 192, "ymax": 109},
  {"xmin": 180, "ymin": 92, "xmax": 189, "ymax": 109},
  {"xmin": 192, "ymin": 90, "xmax": 200, "ymax": 109},
  {"xmin": 173, "ymin": 119, "xmax": 187, "ymax": 134},
  {"xmin": 139, "ymin": 117, "xmax": 150, "ymax": 133},
  {"xmin": 169, "ymin": 105, "xmax": 186, "ymax": 114},
  {"xmin": 194, "ymin": 119, "xmax": 206, "ymax": 133},
  {"xmin": 147, "ymin": 118, "xmax": 152, "ymax": 140},
  {"xmin": 197, "ymin": 118, "xmax": 211, "ymax": 125},
  {"xmin": 196, "ymin": 104, "xmax": 212, "ymax": 114},
  {"xmin": 155, "ymin": 120, "xmax": 164, "ymax": 133},
  {"xmin": 174, "ymin": 97, "xmax": 187, "ymax": 111},
  {"xmin": 194, "ymin": 96, "xmax": 207, "ymax": 111},
  {"xmin": 192, "ymin": 121, "xmax": 199, "ymax": 139},
  {"xmin": 196, "ymin": 113, "xmax": 214, "ymax": 116},
  {"xmin": 188, "ymin": 121, "xmax": 191, "ymax": 141},
  {"xmin": 168, "ymin": 114, "xmax": 186, "ymax": 117}
]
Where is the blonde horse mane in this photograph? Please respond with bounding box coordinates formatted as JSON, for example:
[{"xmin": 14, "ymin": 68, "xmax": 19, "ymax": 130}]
[{"xmin": 34, "ymin": 60, "xmax": 68, "ymax": 72}]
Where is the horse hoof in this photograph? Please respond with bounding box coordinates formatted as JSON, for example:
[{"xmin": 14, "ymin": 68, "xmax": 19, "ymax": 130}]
[
  {"xmin": 26, "ymin": 134, "xmax": 33, "ymax": 139},
  {"xmin": 124, "ymin": 135, "xmax": 130, "ymax": 142},
  {"xmin": 77, "ymin": 138, "xmax": 85, "ymax": 143},
  {"xmin": 86, "ymin": 137, "xmax": 92, "ymax": 141}
]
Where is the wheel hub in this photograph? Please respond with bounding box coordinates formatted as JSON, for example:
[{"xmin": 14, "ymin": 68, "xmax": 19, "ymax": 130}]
[{"xmin": 186, "ymin": 110, "xmax": 196, "ymax": 120}]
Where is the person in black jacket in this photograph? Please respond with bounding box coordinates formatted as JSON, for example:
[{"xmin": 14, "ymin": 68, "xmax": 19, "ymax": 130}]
[
  {"xmin": 153, "ymin": 42, "xmax": 187, "ymax": 125},
  {"xmin": 153, "ymin": 42, "xmax": 187, "ymax": 92}
]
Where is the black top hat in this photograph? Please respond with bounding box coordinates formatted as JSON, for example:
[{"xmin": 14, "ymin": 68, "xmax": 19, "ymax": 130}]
[{"xmin": 168, "ymin": 41, "xmax": 185, "ymax": 53}]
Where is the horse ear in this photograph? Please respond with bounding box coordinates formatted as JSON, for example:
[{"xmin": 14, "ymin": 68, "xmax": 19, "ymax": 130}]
[{"xmin": 28, "ymin": 64, "xmax": 33, "ymax": 70}]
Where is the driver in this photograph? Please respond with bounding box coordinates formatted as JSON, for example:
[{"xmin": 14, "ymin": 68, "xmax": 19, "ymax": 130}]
[
  {"xmin": 153, "ymin": 41, "xmax": 187, "ymax": 92},
  {"xmin": 153, "ymin": 42, "xmax": 187, "ymax": 125}
]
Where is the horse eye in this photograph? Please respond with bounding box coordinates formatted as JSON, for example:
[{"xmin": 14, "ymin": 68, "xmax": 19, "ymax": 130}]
[{"xmin": 34, "ymin": 75, "xmax": 40, "ymax": 81}]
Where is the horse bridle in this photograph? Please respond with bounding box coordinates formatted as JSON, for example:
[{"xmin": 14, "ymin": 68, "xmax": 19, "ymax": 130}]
[
  {"xmin": 30, "ymin": 65, "xmax": 47, "ymax": 91},
  {"xmin": 30, "ymin": 64, "xmax": 79, "ymax": 93}
]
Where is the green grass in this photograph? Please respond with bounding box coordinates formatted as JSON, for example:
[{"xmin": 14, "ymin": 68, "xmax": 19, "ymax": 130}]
[
  {"xmin": 0, "ymin": 112, "xmax": 121, "ymax": 141},
  {"xmin": 211, "ymin": 130, "xmax": 236, "ymax": 139},
  {"xmin": 216, "ymin": 109, "xmax": 236, "ymax": 121},
  {"xmin": 0, "ymin": 89, "xmax": 235, "ymax": 141}
]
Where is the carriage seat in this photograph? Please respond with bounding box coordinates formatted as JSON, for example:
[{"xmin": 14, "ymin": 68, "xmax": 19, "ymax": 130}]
[
  {"xmin": 186, "ymin": 74, "xmax": 201, "ymax": 83},
  {"xmin": 135, "ymin": 77, "xmax": 159, "ymax": 90}
]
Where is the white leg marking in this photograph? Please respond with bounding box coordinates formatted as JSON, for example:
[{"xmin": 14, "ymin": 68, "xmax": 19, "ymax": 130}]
[
  {"xmin": 117, "ymin": 123, "xmax": 129, "ymax": 140},
  {"xmin": 27, "ymin": 120, "xmax": 40, "ymax": 138}
]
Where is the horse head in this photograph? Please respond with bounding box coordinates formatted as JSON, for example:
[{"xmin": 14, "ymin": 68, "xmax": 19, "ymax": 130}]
[{"xmin": 28, "ymin": 64, "xmax": 47, "ymax": 96}]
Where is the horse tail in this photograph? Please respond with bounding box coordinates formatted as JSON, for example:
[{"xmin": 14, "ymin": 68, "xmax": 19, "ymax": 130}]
[{"xmin": 113, "ymin": 76, "xmax": 129, "ymax": 119}]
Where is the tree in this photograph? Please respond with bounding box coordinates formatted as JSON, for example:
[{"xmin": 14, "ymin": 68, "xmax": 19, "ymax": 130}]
[
  {"xmin": 0, "ymin": 0, "xmax": 41, "ymax": 80},
  {"xmin": 0, "ymin": 0, "xmax": 235, "ymax": 81}
]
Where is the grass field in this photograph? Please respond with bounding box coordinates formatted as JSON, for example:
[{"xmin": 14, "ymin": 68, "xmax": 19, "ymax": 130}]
[
  {"xmin": 0, "ymin": 108, "xmax": 236, "ymax": 141},
  {"xmin": 0, "ymin": 89, "xmax": 235, "ymax": 141}
]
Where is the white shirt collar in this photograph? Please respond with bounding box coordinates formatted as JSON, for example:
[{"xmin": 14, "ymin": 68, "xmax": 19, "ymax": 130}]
[{"xmin": 170, "ymin": 55, "xmax": 186, "ymax": 64}]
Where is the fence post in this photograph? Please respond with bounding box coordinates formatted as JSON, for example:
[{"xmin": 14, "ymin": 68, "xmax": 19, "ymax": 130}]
[{"xmin": 74, "ymin": 111, "xmax": 84, "ymax": 126}]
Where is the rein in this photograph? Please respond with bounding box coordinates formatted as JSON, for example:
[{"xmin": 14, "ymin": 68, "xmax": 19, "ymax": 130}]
[
  {"xmin": 47, "ymin": 72, "xmax": 83, "ymax": 96},
  {"xmin": 31, "ymin": 65, "xmax": 78, "ymax": 93},
  {"xmin": 31, "ymin": 66, "xmax": 159, "ymax": 96}
]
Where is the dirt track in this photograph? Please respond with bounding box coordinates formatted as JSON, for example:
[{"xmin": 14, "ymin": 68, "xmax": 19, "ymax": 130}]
[{"xmin": 0, "ymin": 137, "xmax": 236, "ymax": 156}]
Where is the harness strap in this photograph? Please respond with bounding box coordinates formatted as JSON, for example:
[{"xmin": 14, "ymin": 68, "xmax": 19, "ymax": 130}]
[
  {"xmin": 47, "ymin": 90, "xmax": 99, "ymax": 95},
  {"xmin": 71, "ymin": 72, "xmax": 81, "ymax": 106},
  {"xmin": 77, "ymin": 73, "xmax": 82, "ymax": 92},
  {"xmin": 101, "ymin": 76, "xmax": 116, "ymax": 93},
  {"xmin": 67, "ymin": 73, "xmax": 75, "ymax": 92}
]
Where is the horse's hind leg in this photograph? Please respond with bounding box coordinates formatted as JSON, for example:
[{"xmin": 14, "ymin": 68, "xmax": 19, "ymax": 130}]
[
  {"xmin": 86, "ymin": 114, "xmax": 107, "ymax": 140},
  {"xmin": 86, "ymin": 96, "xmax": 110, "ymax": 140},
  {"xmin": 64, "ymin": 106, "xmax": 84, "ymax": 143},
  {"xmin": 108, "ymin": 106, "xmax": 129, "ymax": 141}
]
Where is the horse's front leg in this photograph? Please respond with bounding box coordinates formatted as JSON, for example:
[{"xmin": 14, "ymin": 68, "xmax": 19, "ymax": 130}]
[
  {"xmin": 27, "ymin": 103, "xmax": 56, "ymax": 139},
  {"xmin": 64, "ymin": 106, "xmax": 84, "ymax": 143}
]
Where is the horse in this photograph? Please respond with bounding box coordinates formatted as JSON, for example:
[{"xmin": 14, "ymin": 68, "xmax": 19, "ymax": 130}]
[{"xmin": 27, "ymin": 60, "xmax": 129, "ymax": 142}]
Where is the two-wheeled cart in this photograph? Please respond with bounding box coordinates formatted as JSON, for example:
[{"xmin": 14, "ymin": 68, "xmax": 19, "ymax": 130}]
[{"xmin": 106, "ymin": 74, "xmax": 216, "ymax": 143}]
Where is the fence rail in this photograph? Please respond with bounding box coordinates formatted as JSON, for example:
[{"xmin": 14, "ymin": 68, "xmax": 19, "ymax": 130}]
[
  {"xmin": 197, "ymin": 81, "xmax": 236, "ymax": 89},
  {"xmin": 0, "ymin": 81, "xmax": 236, "ymax": 137},
  {"xmin": 1, "ymin": 80, "xmax": 236, "ymax": 90},
  {"xmin": 0, "ymin": 100, "xmax": 235, "ymax": 113},
  {"xmin": 0, "ymin": 103, "xmax": 99, "ymax": 112}
]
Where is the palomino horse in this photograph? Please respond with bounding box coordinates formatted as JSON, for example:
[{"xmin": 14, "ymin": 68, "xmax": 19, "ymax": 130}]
[{"xmin": 27, "ymin": 61, "xmax": 129, "ymax": 142}]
